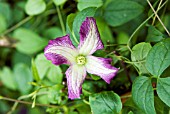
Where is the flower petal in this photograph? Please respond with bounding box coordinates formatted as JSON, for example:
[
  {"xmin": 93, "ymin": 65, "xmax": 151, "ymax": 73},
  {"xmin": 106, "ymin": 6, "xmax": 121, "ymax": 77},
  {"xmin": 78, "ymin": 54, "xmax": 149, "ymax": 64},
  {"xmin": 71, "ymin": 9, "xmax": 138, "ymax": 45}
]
[
  {"xmin": 66, "ymin": 65, "xmax": 86, "ymax": 99},
  {"xmin": 44, "ymin": 35, "xmax": 78, "ymax": 65},
  {"xmin": 85, "ymin": 56, "xmax": 119, "ymax": 83},
  {"xmin": 78, "ymin": 17, "xmax": 104, "ymax": 55}
]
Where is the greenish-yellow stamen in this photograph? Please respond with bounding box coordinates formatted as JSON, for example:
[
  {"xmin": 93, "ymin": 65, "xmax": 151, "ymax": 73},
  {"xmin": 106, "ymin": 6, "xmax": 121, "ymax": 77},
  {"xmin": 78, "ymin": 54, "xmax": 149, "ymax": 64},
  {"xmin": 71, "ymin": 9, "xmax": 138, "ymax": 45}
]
[{"xmin": 76, "ymin": 55, "xmax": 86, "ymax": 65}]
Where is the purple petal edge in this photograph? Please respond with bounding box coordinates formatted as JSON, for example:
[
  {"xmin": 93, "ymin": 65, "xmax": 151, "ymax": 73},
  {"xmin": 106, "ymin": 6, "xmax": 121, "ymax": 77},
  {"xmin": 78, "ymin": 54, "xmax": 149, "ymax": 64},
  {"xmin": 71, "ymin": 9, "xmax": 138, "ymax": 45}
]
[
  {"xmin": 78, "ymin": 17, "xmax": 104, "ymax": 54},
  {"xmin": 44, "ymin": 34, "xmax": 76, "ymax": 65},
  {"xmin": 86, "ymin": 56, "xmax": 119, "ymax": 84},
  {"xmin": 65, "ymin": 65, "xmax": 87, "ymax": 100}
]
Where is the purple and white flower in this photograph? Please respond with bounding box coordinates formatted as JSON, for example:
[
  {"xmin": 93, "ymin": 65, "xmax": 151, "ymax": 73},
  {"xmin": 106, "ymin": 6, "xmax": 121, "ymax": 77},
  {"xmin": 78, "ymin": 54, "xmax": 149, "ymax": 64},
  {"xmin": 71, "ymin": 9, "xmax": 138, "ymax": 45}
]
[{"xmin": 44, "ymin": 17, "xmax": 119, "ymax": 99}]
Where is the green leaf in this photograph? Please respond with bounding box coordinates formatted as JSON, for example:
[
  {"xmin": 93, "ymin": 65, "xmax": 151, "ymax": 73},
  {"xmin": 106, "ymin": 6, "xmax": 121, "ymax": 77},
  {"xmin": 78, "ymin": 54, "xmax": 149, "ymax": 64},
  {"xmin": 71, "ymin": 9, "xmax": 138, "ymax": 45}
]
[
  {"xmin": 13, "ymin": 2, "xmax": 25, "ymax": 23},
  {"xmin": 154, "ymin": 96, "xmax": 170, "ymax": 114},
  {"xmin": 66, "ymin": 13, "xmax": 78, "ymax": 46},
  {"xmin": 96, "ymin": 18, "xmax": 114, "ymax": 45},
  {"xmin": 53, "ymin": 0, "xmax": 67, "ymax": 6},
  {"xmin": 31, "ymin": 59, "xmax": 40, "ymax": 82},
  {"xmin": 90, "ymin": 74, "xmax": 101, "ymax": 81},
  {"xmin": 47, "ymin": 65, "xmax": 63, "ymax": 84},
  {"xmin": 146, "ymin": 26, "xmax": 164, "ymax": 42},
  {"xmin": 117, "ymin": 32, "xmax": 129, "ymax": 44},
  {"xmin": 0, "ymin": 2, "xmax": 12, "ymax": 26},
  {"xmin": 132, "ymin": 76, "xmax": 156, "ymax": 114},
  {"xmin": 35, "ymin": 53, "xmax": 49, "ymax": 79},
  {"xmin": 157, "ymin": 77, "xmax": 170, "ymax": 107},
  {"xmin": 128, "ymin": 111, "xmax": 134, "ymax": 114},
  {"xmin": 43, "ymin": 27, "xmax": 63, "ymax": 39},
  {"xmin": 131, "ymin": 42, "xmax": 152, "ymax": 74},
  {"xmin": 0, "ymin": 67, "xmax": 17, "ymax": 90},
  {"xmin": 77, "ymin": 0, "xmax": 103, "ymax": 11},
  {"xmin": 104, "ymin": 0, "xmax": 144, "ymax": 26},
  {"xmin": 89, "ymin": 91, "xmax": 122, "ymax": 114},
  {"xmin": 122, "ymin": 98, "xmax": 144, "ymax": 114},
  {"xmin": 73, "ymin": 7, "xmax": 97, "ymax": 43},
  {"xmin": 14, "ymin": 63, "xmax": 33, "ymax": 94},
  {"xmin": 0, "ymin": 14, "xmax": 7, "ymax": 33},
  {"xmin": 48, "ymin": 85, "xmax": 64, "ymax": 104},
  {"xmin": 146, "ymin": 39, "xmax": 170, "ymax": 77},
  {"xmin": 35, "ymin": 53, "xmax": 63, "ymax": 84},
  {"xmin": 25, "ymin": 0, "xmax": 46, "ymax": 15},
  {"xmin": 13, "ymin": 28, "xmax": 48, "ymax": 55}
]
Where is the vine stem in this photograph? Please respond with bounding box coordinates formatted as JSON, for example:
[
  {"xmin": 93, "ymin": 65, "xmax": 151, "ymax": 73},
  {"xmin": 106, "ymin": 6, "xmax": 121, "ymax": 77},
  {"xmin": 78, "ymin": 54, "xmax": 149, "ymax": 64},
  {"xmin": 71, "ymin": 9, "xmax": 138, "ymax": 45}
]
[
  {"xmin": 0, "ymin": 96, "xmax": 60, "ymax": 109},
  {"xmin": 0, "ymin": 16, "xmax": 33, "ymax": 37},
  {"xmin": 127, "ymin": 0, "xmax": 168, "ymax": 51},
  {"xmin": 152, "ymin": 0, "xmax": 163, "ymax": 25},
  {"xmin": 57, "ymin": 6, "xmax": 66, "ymax": 35},
  {"xmin": 147, "ymin": 0, "xmax": 170, "ymax": 36}
]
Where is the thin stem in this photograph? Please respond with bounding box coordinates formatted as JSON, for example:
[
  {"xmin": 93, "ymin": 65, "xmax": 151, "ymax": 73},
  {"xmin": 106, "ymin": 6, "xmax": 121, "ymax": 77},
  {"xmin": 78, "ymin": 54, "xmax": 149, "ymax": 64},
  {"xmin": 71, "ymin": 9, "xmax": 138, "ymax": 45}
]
[
  {"xmin": 152, "ymin": 0, "xmax": 163, "ymax": 25},
  {"xmin": 127, "ymin": 0, "xmax": 168, "ymax": 51},
  {"xmin": 0, "ymin": 96, "xmax": 60, "ymax": 109},
  {"xmin": 120, "ymin": 95, "xmax": 131, "ymax": 99},
  {"xmin": 104, "ymin": 44, "xmax": 126, "ymax": 47},
  {"xmin": 127, "ymin": 15, "xmax": 152, "ymax": 52},
  {"xmin": 114, "ymin": 51, "xmax": 132, "ymax": 85},
  {"xmin": 83, "ymin": 99, "xmax": 90, "ymax": 105},
  {"xmin": 57, "ymin": 6, "xmax": 66, "ymax": 35},
  {"xmin": 0, "ymin": 16, "xmax": 33, "ymax": 37},
  {"xmin": 147, "ymin": 0, "xmax": 170, "ymax": 36}
]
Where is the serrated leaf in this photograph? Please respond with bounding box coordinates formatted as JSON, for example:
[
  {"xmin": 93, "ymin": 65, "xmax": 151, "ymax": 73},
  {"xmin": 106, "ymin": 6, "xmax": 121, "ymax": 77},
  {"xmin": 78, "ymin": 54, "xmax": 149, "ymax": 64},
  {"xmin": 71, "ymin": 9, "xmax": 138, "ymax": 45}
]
[
  {"xmin": 77, "ymin": 0, "xmax": 103, "ymax": 11},
  {"xmin": 13, "ymin": 28, "xmax": 48, "ymax": 55},
  {"xmin": 14, "ymin": 63, "xmax": 33, "ymax": 94},
  {"xmin": 131, "ymin": 42, "xmax": 152, "ymax": 74},
  {"xmin": 53, "ymin": 0, "xmax": 67, "ymax": 6},
  {"xmin": 0, "ymin": 67, "xmax": 17, "ymax": 90},
  {"xmin": 146, "ymin": 26, "xmax": 164, "ymax": 42},
  {"xmin": 73, "ymin": 7, "xmax": 97, "ymax": 43},
  {"xmin": 132, "ymin": 76, "xmax": 156, "ymax": 114},
  {"xmin": 89, "ymin": 91, "xmax": 122, "ymax": 114},
  {"xmin": 146, "ymin": 39, "xmax": 170, "ymax": 77},
  {"xmin": 104, "ymin": 0, "xmax": 144, "ymax": 26},
  {"xmin": 157, "ymin": 77, "xmax": 170, "ymax": 107},
  {"xmin": 25, "ymin": 0, "xmax": 46, "ymax": 15},
  {"xmin": 31, "ymin": 59, "xmax": 40, "ymax": 82}
]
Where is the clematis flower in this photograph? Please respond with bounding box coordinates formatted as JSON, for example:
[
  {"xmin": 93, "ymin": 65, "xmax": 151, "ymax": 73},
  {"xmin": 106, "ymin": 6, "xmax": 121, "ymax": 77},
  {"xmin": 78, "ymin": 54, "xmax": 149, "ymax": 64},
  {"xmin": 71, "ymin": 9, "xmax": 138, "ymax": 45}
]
[{"xmin": 44, "ymin": 17, "xmax": 119, "ymax": 99}]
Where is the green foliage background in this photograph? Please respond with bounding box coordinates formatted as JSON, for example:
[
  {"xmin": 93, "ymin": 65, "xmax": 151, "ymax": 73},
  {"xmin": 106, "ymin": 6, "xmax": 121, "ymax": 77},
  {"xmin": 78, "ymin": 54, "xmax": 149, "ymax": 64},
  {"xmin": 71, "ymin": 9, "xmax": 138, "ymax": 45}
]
[{"xmin": 0, "ymin": 0, "xmax": 170, "ymax": 114}]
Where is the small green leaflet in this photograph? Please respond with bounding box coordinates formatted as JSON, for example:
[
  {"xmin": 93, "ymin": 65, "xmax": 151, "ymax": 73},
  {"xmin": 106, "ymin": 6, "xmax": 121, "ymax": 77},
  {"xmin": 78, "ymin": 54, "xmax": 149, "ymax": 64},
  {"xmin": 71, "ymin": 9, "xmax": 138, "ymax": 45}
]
[
  {"xmin": 13, "ymin": 28, "xmax": 48, "ymax": 55},
  {"xmin": 77, "ymin": 0, "xmax": 103, "ymax": 11},
  {"xmin": 146, "ymin": 26, "xmax": 164, "ymax": 42},
  {"xmin": 131, "ymin": 42, "xmax": 152, "ymax": 74},
  {"xmin": 31, "ymin": 59, "xmax": 41, "ymax": 82},
  {"xmin": 25, "ymin": 0, "xmax": 46, "ymax": 15}
]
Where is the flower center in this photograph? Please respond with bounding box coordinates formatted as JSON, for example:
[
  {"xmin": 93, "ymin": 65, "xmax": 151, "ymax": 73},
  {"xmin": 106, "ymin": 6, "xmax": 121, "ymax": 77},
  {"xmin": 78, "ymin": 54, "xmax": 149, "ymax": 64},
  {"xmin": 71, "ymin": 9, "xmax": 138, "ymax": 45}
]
[{"xmin": 76, "ymin": 55, "xmax": 86, "ymax": 65}]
